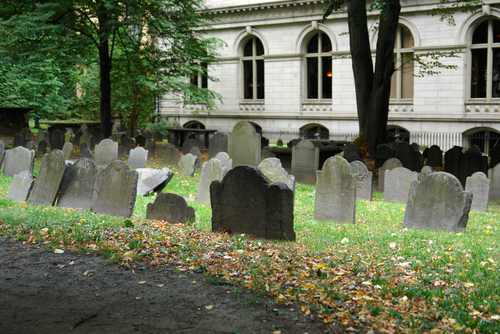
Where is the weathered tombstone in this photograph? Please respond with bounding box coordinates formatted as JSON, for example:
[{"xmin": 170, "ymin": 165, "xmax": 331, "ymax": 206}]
[
  {"xmin": 411, "ymin": 142, "xmax": 420, "ymax": 152},
  {"xmin": 314, "ymin": 157, "xmax": 356, "ymax": 223},
  {"xmin": 25, "ymin": 141, "xmax": 36, "ymax": 150},
  {"xmin": 258, "ymin": 157, "xmax": 295, "ymax": 195},
  {"xmin": 117, "ymin": 145, "xmax": 125, "ymax": 159},
  {"xmin": 120, "ymin": 133, "xmax": 128, "ymax": 145},
  {"xmin": 64, "ymin": 130, "xmax": 73, "ymax": 143},
  {"xmin": 378, "ymin": 158, "xmax": 402, "ymax": 193},
  {"xmin": 350, "ymin": 160, "xmax": 373, "ymax": 201},
  {"xmin": 136, "ymin": 167, "xmax": 174, "ymax": 196},
  {"xmin": 346, "ymin": 154, "xmax": 362, "ymax": 163},
  {"xmin": 34, "ymin": 130, "xmax": 45, "ymax": 147},
  {"xmin": 208, "ymin": 133, "xmax": 227, "ymax": 160},
  {"xmin": 178, "ymin": 153, "xmax": 197, "ymax": 177},
  {"xmin": 94, "ymin": 138, "xmax": 118, "ymax": 166},
  {"xmin": 153, "ymin": 131, "xmax": 164, "ymax": 143},
  {"xmin": 80, "ymin": 147, "xmax": 93, "ymax": 159},
  {"xmin": 163, "ymin": 145, "xmax": 180, "ymax": 166},
  {"xmin": 57, "ymin": 158, "xmax": 98, "ymax": 210},
  {"xmin": 82, "ymin": 131, "xmax": 91, "ymax": 149},
  {"xmin": 261, "ymin": 136, "xmax": 270, "ymax": 149},
  {"xmin": 146, "ymin": 193, "xmax": 195, "ymax": 224},
  {"xmin": 375, "ymin": 144, "xmax": 395, "ymax": 168},
  {"xmin": 277, "ymin": 139, "xmax": 284, "ymax": 147},
  {"xmin": 128, "ymin": 146, "xmax": 148, "ymax": 168},
  {"xmin": 426, "ymin": 145, "xmax": 443, "ymax": 168},
  {"xmin": 403, "ymin": 172, "xmax": 472, "ymax": 232},
  {"xmin": 227, "ymin": 121, "xmax": 261, "ymax": 166},
  {"xmin": 189, "ymin": 146, "xmax": 202, "ymax": 169},
  {"xmin": 50, "ymin": 129, "xmax": 64, "ymax": 151},
  {"xmin": 214, "ymin": 152, "xmax": 233, "ymax": 171},
  {"xmin": 146, "ymin": 140, "xmax": 155, "ymax": 159},
  {"xmin": 7, "ymin": 171, "xmax": 34, "ymax": 202},
  {"xmin": 195, "ymin": 158, "xmax": 228, "ymax": 205},
  {"xmin": 261, "ymin": 146, "xmax": 276, "ymax": 160},
  {"xmin": 211, "ymin": 165, "xmax": 295, "ymax": 241},
  {"xmin": 395, "ymin": 141, "xmax": 422, "ymax": 172},
  {"xmin": 488, "ymin": 163, "xmax": 500, "ymax": 202},
  {"xmin": 3, "ymin": 146, "xmax": 35, "ymax": 177},
  {"xmin": 291, "ymin": 139, "xmax": 319, "ymax": 185},
  {"xmin": 287, "ymin": 138, "xmax": 302, "ymax": 148},
  {"xmin": 37, "ymin": 140, "xmax": 47, "ymax": 156},
  {"xmin": 28, "ymin": 150, "xmax": 67, "ymax": 206},
  {"xmin": 384, "ymin": 167, "xmax": 419, "ymax": 203},
  {"xmin": 13, "ymin": 133, "xmax": 23, "ymax": 148},
  {"xmin": 343, "ymin": 143, "xmax": 360, "ymax": 159},
  {"xmin": 90, "ymin": 160, "xmax": 138, "ymax": 218},
  {"xmin": 465, "ymin": 171, "xmax": 490, "ymax": 212},
  {"xmin": 21, "ymin": 127, "xmax": 33, "ymax": 141},
  {"xmin": 135, "ymin": 135, "xmax": 146, "ymax": 147},
  {"xmin": 62, "ymin": 142, "xmax": 73, "ymax": 160},
  {"xmin": 419, "ymin": 165, "xmax": 434, "ymax": 181},
  {"xmin": 444, "ymin": 146, "xmax": 463, "ymax": 177},
  {"xmin": 0, "ymin": 140, "xmax": 5, "ymax": 168},
  {"xmin": 182, "ymin": 138, "xmax": 200, "ymax": 154}
]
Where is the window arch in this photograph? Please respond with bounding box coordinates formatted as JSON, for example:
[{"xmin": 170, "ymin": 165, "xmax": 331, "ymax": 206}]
[
  {"xmin": 305, "ymin": 32, "xmax": 332, "ymax": 100},
  {"xmin": 470, "ymin": 18, "xmax": 500, "ymax": 100},
  {"xmin": 242, "ymin": 37, "xmax": 264, "ymax": 100},
  {"xmin": 390, "ymin": 25, "xmax": 414, "ymax": 100}
]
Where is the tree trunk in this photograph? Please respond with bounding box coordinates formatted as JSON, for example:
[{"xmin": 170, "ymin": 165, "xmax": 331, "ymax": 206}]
[{"xmin": 98, "ymin": 7, "xmax": 112, "ymax": 138}]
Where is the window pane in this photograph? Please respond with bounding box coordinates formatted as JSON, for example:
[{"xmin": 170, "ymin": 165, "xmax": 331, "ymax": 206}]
[
  {"xmin": 322, "ymin": 56, "xmax": 332, "ymax": 99},
  {"xmin": 402, "ymin": 26, "xmax": 414, "ymax": 49},
  {"xmin": 307, "ymin": 34, "xmax": 319, "ymax": 53},
  {"xmin": 493, "ymin": 48, "xmax": 500, "ymax": 98},
  {"xmin": 202, "ymin": 74, "xmax": 208, "ymax": 89},
  {"xmin": 190, "ymin": 74, "xmax": 198, "ymax": 87},
  {"xmin": 244, "ymin": 39, "xmax": 253, "ymax": 57},
  {"xmin": 307, "ymin": 57, "xmax": 318, "ymax": 99},
  {"xmin": 256, "ymin": 38, "xmax": 264, "ymax": 56},
  {"xmin": 243, "ymin": 60, "xmax": 253, "ymax": 99},
  {"xmin": 401, "ymin": 55, "xmax": 414, "ymax": 99},
  {"xmin": 494, "ymin": 20, "xmax": 500, "ymax": 43},
  {"xmin": 390, "ymin": 55, "xmax": 397, "ymax": 99},
  {"xmin": 256, "ymin": 60, "xmax": 264, "ymax": 99},
  {"xmin": 471, "ymin": 48, "xmax": 487, "ymax": 98},
  {"xmin": 322, "ymin": 33, "xmax": 332, "ymax": 52},
  {"xmin": 473, "ymin": 21, "xmax": 488, "ymax": 44}
]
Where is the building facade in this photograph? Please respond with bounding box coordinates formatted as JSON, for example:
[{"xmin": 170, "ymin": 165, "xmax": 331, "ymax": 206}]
[{"xmin": 159, "ymin": 0, "xmax": 500, "ymax": 153}]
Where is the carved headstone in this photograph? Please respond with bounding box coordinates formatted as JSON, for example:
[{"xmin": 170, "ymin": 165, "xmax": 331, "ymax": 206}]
[
  {"xmin": 350, "ymin": 160, "xmax": 373, "ymax": 201},
  {"xmin": 146, "ymin": 193, "xmax": 195, "ymax": 224},
  {"xmin": 214, "ymin": 152, "xmax": 233, "ymax": 171},
  {"xmin": 3, "ymin": 146, "xmax": 35, "ymax": 177},
  {"xmin": 395, "ymin": 141, "xmax": 422, "ymax": 172},
  {"xmin": 195, "ymin": 158, "xmax": 228, "ymax": 205},
  {"xmin": 465, "ymin": 171, "xmax": 490, "ymax": 212},
  {"xmin": 37, "ymin": 140, "xmax": 47, "ymax": 156},
  {"xmin": 50, "ymin": 129, "xmax": 64, "ymax": 151},
  {"xmin": 291, "ymin": 139, "xmax": 319, "ymax": 185},
  {"xmin": 384, "ymin": 167, "xmax": 419, "ymax": 203},
  {"xmin": 93, "ymin": 139, "xmax": 118, "ymax": 166},
  {"xmin": 136, "ymin": 167, "xmax": 174, "ymax": 196},
  {"xmin": 258, "ymin": 157, "xmax": 295, "ymax": 195},
  {"xmin": 457, "ymin": 149, "xmax": 488, "ymax": 187},
  {"xmin": 57, "ymin": 158, "xmax": 98, "ymax": 210},
  {"xmin": 378, "ymin": 158, "xmax": 402, "ymax": 193},
  {"xmin": 128, "ymin": 146, "xmax": 148, "ymax": 168},
  {"xmin": 28, "ymin": 150, "xmax": 67, "ymax": 206},
  {"xmin": 182, "ymin": 138, "xmax": 200, "ymax": 155},
  {"xmin": 208, "ymin": 132, "xmax": 228, "ymax": 159},
  {"xmin": 7, "ymin": 171, "xmax": 34, "ymax": 202},
  {"xmin": 426, "ymin": 145, "xmax": 443, "ymax": 168},
  {"xmin": 444, "ymin": 146, "xmax": 463, "ymax": 177},
  {"xmin": 227, "ymin": 121, "xmax": 261, "ymax": 166},
  {"xmin": 178, "ymin": 153, "xmax": 197, "ymax": 177}
]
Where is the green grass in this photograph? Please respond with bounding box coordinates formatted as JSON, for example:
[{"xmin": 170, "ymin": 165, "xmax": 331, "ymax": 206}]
[{"xmin": 1, "ymin": 155, "xmax": 500, "ymax": 333}]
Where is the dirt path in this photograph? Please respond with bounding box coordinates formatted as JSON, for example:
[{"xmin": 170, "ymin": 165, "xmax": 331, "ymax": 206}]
[{"xmin": 0, "ymin": 236, "xmax": 342, "ymax": 334}]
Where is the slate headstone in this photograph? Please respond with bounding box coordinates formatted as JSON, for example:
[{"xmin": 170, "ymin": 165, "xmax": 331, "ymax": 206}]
[
  {"xmin": 136, "ymin": 167, "xmax": 174, "ymax": 196},
  {"xmin": 37, "ymin": 140, "xmax": 47, "ymax": 156},
  {"xmin": 457, "ymin": 149, "xmax": 488, "ymax": 187},
  {"xmin": 128, "ymin": 146, "xmax": 148, "ymax": 168},
  {"xmin": 34, "ymin": 130, "xmax": 45, "ymax": 147},
  {"xmin": 277, "ymin": 139, "xmax": 284, "ymax": 147},
  {"xmin": 189, "ymin": 146, "xmax": 202, "ymax": 169},
  {"xmin": 465, "ymin": 171, "xmax": 490, "ymax": 212},
  {"xmin": 403, "ymin": 172, "xmax": 472, "ymax": 232},
  {"xmin": 50, "ymin": 129, "xmax": 64, "ymax": 151},
  {"xmin": 28, "ymin": 150, "xmax": 67, "ymax": 206},
  {"xmin": 227, "ymin": 121, "xmax": 261, "ymax": 166},
  {"xmin": 178, "ymin": 153, "xmax": 197, "ymax": 177},
  {"xmin": 146, "ymin": 193, "xmax": 195, "ymax": 224},
  {"xmin": 146, "ymin": 140, "xmax": 155, "ymax": 159},
  {"xmin": 25, "ymin": 141, "xmax": 36, "ymax": 150},
  {"xmin": 3, "ymin": 146, "xmax": 35, "ymax": 177},
  {"xmin": 62, "ymin": 142, "xmax": 73, "ymax": 160},
  {"xmin": 7, "ymin": 171, "xmax": 34, "ymax": 202},
  {"xmin": 93, "ymin": 138, "xmax": 118, "ymax": 166},
  {"xmin": 135, "ymin": 135, "xmax": 146, "ymax": 148},
  {"xmin": 395, "ymin": 141, "xmax": 422, "ymax": 172},
  {"xmin": 350, "ymin": 160, "xmax": 373, "ymax": 201},
  {"xmin": 153, "ymin": 131, "xmax": 164, "ymax": 143},
  {"xmin": 211, "ymin": 165, "xmax": 295, "ymax": 241},
  {"xmin": 57, "ymin": 158, "xmax": 98, "ymax": 210},
  {"xmin": 426, "ymin": 145, "xmax": 443, "ymax": 168},
  {"xmin": 488, "ymin": 163, "xmax": 500, "ymax": 202},
  {"xmin": 90, "ymin": 161, "xmax": 138, "ymax": 218},
  {"xmin": 261, "ymin": 136, "xmax": 270, "ymax": 149},
  {"xmin": 182, "ymin": 138, "xmax": 200, "ymax": 154},
  {"xmin": 214, "ymin": 152, "xmax": 233, "ymax": 171},
  {"xmin": 384, "ymin": 167, "xmax": 419, "ymax": 203},
  {"xmin": 21, "ymin": 127, "xmax": 33, "ymax": 140},
  {"xmin": 375, "ymin": 144, "xmax": 395, "ymax": 168},
  {"xmin": 258, "ymin": 158, "xmax": 295, "ymax": 195},
  {"xmin": 163, "ymin": 145, "xmax": 180, "ymax": 166},
  {"xmin": 13, "ymin": 133, "xmax": 23, "ymax": 148},
  {"xmin": 208, "ymin": 133, "xmax": 227, "ymax": 160},
  {"xmin": 195, "ymin": 158, "xmax": 228, "ymax": 205},
  {"xmin": 291, "ymin": 139, "xmax": 319, "ymax": 185},
  {"xmin": 343, "ymin": 143, "xmax": 360, "ymax": 159},
  {"xmin": 0, "ymin": 140, "xmax": 5, "ymax": 168},
  {"xmin": 378, "ymin": 158, "xmax": 402, "ymax": 193},
  {"xmin": 444, "ymin": 146, "xmax": 463, "ymax": 177},
  {"xmin": 261, "ymin": 146, "xmax": 276, "ymax": 160}
]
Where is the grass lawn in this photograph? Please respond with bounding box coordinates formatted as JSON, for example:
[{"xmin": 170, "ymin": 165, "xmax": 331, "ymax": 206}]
[{"xmin": 0, "ymin": 155, "xmax": 499, "ymax": 333}]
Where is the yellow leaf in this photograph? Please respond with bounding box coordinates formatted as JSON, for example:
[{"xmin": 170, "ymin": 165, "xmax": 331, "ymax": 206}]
[
  {"xmin": 138, "ymin": 281, "xmax": 146, "ymax": 285},
  {"xmin": 205, "ymin": 305, "xmax": 214, "ymax": 310},
  {"xmin": 276, "ymin": 294, "xmax": 286, "ymax": 302},
  {"xmin": 317, "ymin": 263, "xmax": 325, "ymax": 269},
  {"xmin": 456, "ymin": 233, "xmax": 463, "ymax": 236},
  {"xmin": 303, "ymin": 283, "xmax": 315, "ymax": 289},
  {"xmin": 490, "ymin": 315, "xmax": 500, "ymax": 320},
  {"xmin": 21, "ymin": 201, "xmax": 27, "ymax": 206},
  {"xmin": 464, "ymin": 282, "xmax": 474, "ymax": 287},
  {"xmin": 488, "ymin": 258, "xmax": 495, "ymax": 263},
  {"xmin": 273, "ymin": 331, "xmax": 281, "ymax": 334},
  {"xmin": 83, "ymin": 271, "xmax": 89, "ymax": 276},
  {"xmin": 54, "ymin": 249, "xmax": 64, "ymax": 254},
  {"xmin": 157, "ymin": 284, "xmax": 164, "ymax": 288},
  {"xmin": 192, "ymin": 281, "xmax": 197, "ymax": 284}
]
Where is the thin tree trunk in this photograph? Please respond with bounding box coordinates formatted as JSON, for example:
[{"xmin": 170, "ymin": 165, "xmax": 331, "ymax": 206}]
[{"xmin": 98, "ymin": 7, "xmax": 112, "ymax": 138}]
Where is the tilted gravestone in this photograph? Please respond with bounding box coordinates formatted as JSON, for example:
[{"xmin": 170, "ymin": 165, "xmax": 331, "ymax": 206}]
[
  {"xmin": 4, "ymin": 146, "xmax": 35, "ymax": 177},
  {"xmin": 93, "ymin": 138, "xmax": 118, "ymax": 166},
  {"xmin": 214, "ymin": 152, "xmax": 232, "ymax": 171},
  {"xmin": 378, "ymin": 158, "xmax": 402, "ymax": 193},
  {"xmin": 163, "ymin": 145, "xmax": 180, "ymax": 166},
  {"xmin": 64, "ymin": 130, "xmax": 73, "ymax": 143},
  {"xmin": 50, "ymin": 129, "xmax": 64, "ymax": 151},
  {"xmin": 403, "ymin": 172, "xmax": 472, "ymax": 232},
  {"xmin": 418, "ymin": 165, "xmax": 434, "ymax": 181},
  {"xmin": 315, "ymin": 156, "xmax": 356, "ymax": 223},
  {"xmin": 209, "ymin": 133, "xmax": 228, "ymax": 160},
  {"xmin": 128, "ymin": 146, "xmax": 148, "ymax": 168},
  {"xmin": 211, "ymin": 165, "xmax": 295, "ymax": 241},
  {"xmin": 189, "ymin": 146, "xmax": 202, "ymax": 169},
  {"xmin": 178, "ymin": 153, "xmax": 197, "ymax": 177},
  {"xmin": 90, "ymin": 160, "xmax": 138, "ymax": 218},
  {"xmin": 28, "ymin": 150, "xmax": 67, "ymax": 206},
  {"xmin": 261, "ymin": 146, "xmax": 276, "ymax": 160},
  {"xmin": 291, "ymin": 139, "xmax": 319, "ymax": 185},
  {"xmin": 7, "ymin": 170, "xmax": 34, "ymax": 202},
  {"xmin": 384, "ymin": 167, "xmax": 419, "ymax": 203},
  {"xmin": 227, "ymin": 121, "xmax": 261, "ymax": 166},
  {"xmin": 146, "ymin": 193, "xmax": 195, "ymax": 224},
  {"xmin": 350, "ymin": 160, "xmax": 373, "ymax": 201},
  {"xmin": 0, "ymin": 140, "xmax": 5, "ymax": 168},
  {"xmin": 465, "ymin": 171, "xmax": 490, "ymax": 212},
  {"xmin": 195, "ymin": 158, "xmax": 228, "ymax": 205},
  {"xmin": 62, "ymin": 142, "xmax": 73, "ymax": 160},
  {"xmin": 426, "ymin": 145, "xmax": 443, "ymax": 168},
  {"xmin": 488, "ymin": 163, "xmax": 500, "ymax": 202},
  {"xmin": 182, "ymin": 138, "xmax": 200, "ymax": 154},
  {"xmin": 136, "ymin": 167, "xmax": 174, "ymax": 196},
  {"xmin": 375, "ymin": 144, "xmax": 395, "ymax": 169},
  {"xmin": 258, "ymin": 157, "xmax": 295, "ymax": 195},
  {"xmin": 57, "ymin": 158, "xmax": 98, "ymax": 210}
]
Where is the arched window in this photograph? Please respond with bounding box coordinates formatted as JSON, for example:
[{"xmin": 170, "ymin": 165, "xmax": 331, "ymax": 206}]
[
  {"xmin": 470, "ymin": 18, "xmax": 500, "ymax": 99},
  {"xmin": 305, "ymin": 32, "xmax": 332, "ymax": 100},
  {"xmin": 242, "ymin": 37, "xmax": 264, "ymax": 100},
  {"xmin": 390, "ymin": 25, "xmax": 414, "ymax": 100}
]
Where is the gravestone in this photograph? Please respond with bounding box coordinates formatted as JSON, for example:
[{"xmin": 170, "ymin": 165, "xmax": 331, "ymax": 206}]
[
  {"xmin": 258, "ymin": 157, "xmax": 295, "ymax": 195},
  {"xmin": 144, "ymin": 130, "xmax": 152, "ymax": 141},
  {"xmin": 135, "ymin": 135, "xmax": 146, "ymax": 147},
  {"xmin": 287, "ymin": 138, "xmax": 302, "ymax": 148},
  {"xmin": 457, "ymin": 149, "xmax": 488, "ymax": 187},
  {"xmin": 345, "ymin": 155, "xmax": 362, "ymax": 163},
  {"xmin": 34, "ymin": 130, "xmax": 45, "ymax": 147},
  {"xmin": 411, "ymin": 142, "xmax": 420, "ymax": 152},
  {"xmin": 419, "ymin": 165, "xmax": 434, "ymax": 181},
  {"xmin": 0, "ymin": 140, "xmax": 5, "ymax": 168},
  {"xmin": 4, "ymin": 146, "xmax": 35, "ymax": 177},
  {"xmin": 315, "ymin": 157, "xmax": 356, "ymax": 223},
  {"xmin": 350, "ymin": 160, "xmax": 373, "ymax": 201},
  {"xmin": 378, "ymin": 158, "xmax": 402, "ymax": 193},
  {"xmin": 73, "ymin": 130, "xmax": 82, "ymax": 147},
  {"xmin": 444, "ymin": 146, "xmax": 463, "ymax": 177},
  {"xmin": 80, "ymin": 146, "xmax": 93, "ymax": 159},
  {"xmin": 261, "ymin": 146, "xmax": 276, "ymax": 160},
  {"xmin": 488, "ymin": 163, "xmax": 500, "ymax": 202},
  {"xmin": 182, "ymin": 138, "xmax": 200, "ymax": 155},
  {"xmin": 426, "ymin": 145, "xmax": 443, "ymax": 167},
  {"xmin": 261, "ymin": 136, "xmax": 270, "ymax": 149},
  {"xmin": 375, "ymin": 144, "xmax": 395, "ymax": 168},
  {"xmin": 403, "ymin": 172, "xmax": 472, "ymax": 232},
  {"xmin": 195, "ymin": 158, "xmax": 228, "ymax": 205},
  {"xmin": 465, "ymin": 171, "xmax": 490, "ymax": 212},
  {"xmin": 124, "ymin": 143, "xmax": 135, "ymax": 156},
  {"xmin": 43, "ymin": 132, "xmax": 50, "ymax": 146},
  {"xmin": 277, "ymin": 139, "xmax": 284, "ymax": 147},
  {"xmin": 50, "ymin": 129, "xmax": 64, "ymax": 151},
  {"xmin": 146, "ymin": 193, "xmax": 195, "ymax": 224},
  {"xmin": 7, "ymin": 171, "xmax": 34, "ymax": 202},
  {"xmin": 57, "ymin": 158, "xmax": 98, "ymax": 210},
  {"xmin": 28, "ymin": 150, "xmax": 67, "ymax": 206},
  {"xmin": 146, "ymin": 140, "xmax": 155, "ymax": 159},
  {"xmin": 128, "ymin": 146, "xmax": 148, "ymax": 168},
  {"xmin": 90, "ymin": 160, "xmax": 138, "ymax": 218},
  {"xmin": 136, "ymin": 167, "xmax": 174, "ymax": 196},
  {"xmin": 37, "ymin": 140, "xmax": 47, "ymax": 156},
  {"xmin": 384, "ymin": 167, "xmax": 419, "ymax": 203},
  {"xmin": 227, "ymin": 121, "xmax": 261, "ymax": 166},
  {"xmin": 64, "ymin": 130, "xmax": 73, "ymax": 143},
  {"xmin": 190, "ymin": 146, "xmax": 202, "ymax": 169},
  {"xmin": 395, "ymin": 141, "xmax": 422, "ymax": 172},
  {"xmin": 153, "ymin": 131, "xmax": 164, "ymax": 143},
  {"xmin": 80, "ymin": 124, "xmax": 88, "ymax": 133},
  {"xmin": 291, "ymin": 139, "xmax": 319, "ymax": 185},
  {"xmin": 214, "ymin": 152, "xmax": 233, "ymax": 171},
  {"xmin": 163, "ymin": 145, "xmax": 180, "ymax": 166},
  {"xmin": 92, "ymin": 133, "xmax": 105, "ymax": 148},
  {"xmin": 94, "ymin": 138, "xmax": 118, "ymax": 166},
  {"xmin": 343, "ymin": 143, "xmax": 360, "ymax": 159},
  {"xmin": 117, "ymin": 145, "xmax": 125, "ymax": 158},
  {"xmin": 211, "ymin": 165, "xmax": 295, "ymax": 241},
  {"xmin": 82, "ymin": 132, "xmax": 92, "ymax": 149},
  {"xmin": 13, "ymin": 133, "xmax": 23, "ymax": 148},
  {"xmin": 21, "ymin": 127, "xmax": 33, "ymax": 140},
  {"xmin": 25, "ymin": 141, "xmax": 36, "ymax": 150},
  {"xmin": 178, "ymin": 153, "xmax": 197, "ymax": 177},
  {"xmin": 62, "ymin": 142, "xmax": 73, "ymax": 160}
]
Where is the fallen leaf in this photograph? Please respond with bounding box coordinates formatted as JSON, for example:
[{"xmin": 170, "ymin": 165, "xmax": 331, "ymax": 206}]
[
  {"xmin": 43, "ymin": 241, "xmax": 50, "ymax": 245},
  {"xmin": 157, "ymin": 284, "xmax": 164, "ymax": 288},
  {"xmin": 69, "ymin": 261, "xmax": 75, "ymax": 265},
  {"xmin": 346, "ymin": 327, "xmax": 356, "ymax": 332},
  {"xmin": 389, "ymin": 242, "xmax": 396, "ymax": 249},
  {"xmin": 273, "ymin": 331, "xmax": 281, "ymax": 334},
  {"xmin": 54, "ymin": 249, "xmax": 64, "ymax": 254},
  {"xmin": 464, "ymin": 282, "xmax": 474, "ymax": 288},
  {"xmin": 491, "ymin": 315, "xmax": 500, "ymax": 320},
  {"xmin": 83, "ymin": 271, "xmax": 89, "ymax": 276},
  {"xmin": 341, "ymin": 237, "xmax": 349, "ymax": 244},
  {"xmin": 205, "ymin": 305, "xmax": 214, "ymax": 310},
  {"xmin": 138, "ymin": 281, "xmax": 146, "ymax": 285},
  {"xmin": 57, "ymin": 264, "xmax": 66, "ymax": 269}
]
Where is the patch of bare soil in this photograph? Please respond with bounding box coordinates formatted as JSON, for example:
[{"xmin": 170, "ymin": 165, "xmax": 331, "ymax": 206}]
[{"xmin": 0, "ymin": 236, "xmax": 342, "ymax": 334}]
